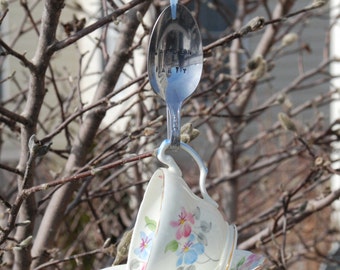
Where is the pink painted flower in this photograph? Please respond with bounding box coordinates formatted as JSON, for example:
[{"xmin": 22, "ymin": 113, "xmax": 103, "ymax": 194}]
[{"xmin": 170, "ymin": 207, "xmax": 195, "ymax": 240}]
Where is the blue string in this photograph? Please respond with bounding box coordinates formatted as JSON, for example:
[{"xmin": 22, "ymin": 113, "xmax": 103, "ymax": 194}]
[{"xmin": 170, "ymin": 0, "xmax": 177, "ymax": 20}]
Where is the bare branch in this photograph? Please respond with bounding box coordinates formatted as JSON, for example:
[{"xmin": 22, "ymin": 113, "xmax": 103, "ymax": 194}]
[
  {"xmin": 49, "ymin": 0, "xmax": 147, "ymax": 53},
  {"xmin": 0, "ymin": 106, "xmax": 30, "ymax": 126},
  {"xmin": 0, "ymin": 39, "xmax": 34, "ymax": 69},
  {"xmin": 238, "ymin": 187, "xmax": 340, "ymax": 250},
  {"xmin": 31, "ymin": 1, "xmax": 151, "ymax": 267}
]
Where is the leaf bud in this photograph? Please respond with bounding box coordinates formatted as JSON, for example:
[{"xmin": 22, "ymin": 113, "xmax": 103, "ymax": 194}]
[
  {"xmin": 18, "ymin": 235, "xmax": 33, "ymax": 248},
  {"xmin": 0, "ymin": 0, "xmax": 8, "ymax": 12},
  {"xmin": 314, "ymin": 156, "xmax": 324, "ymax": 167},
  {"xmin": 143, "ymin": 127, "xmax": 156, "ymax": 136},
  {"xmin": 309, "ymin": 0, "xmax": 327, "ymax": 8},
  {"xmin": 249, "ymin": 55, "xmax": 267, "ymax": 80},
  {"xmin": 113, "ymin": 229, "xmax": 133, "ymax": 265},
  {"xmin": 281, "ymin": 33, "xmax": 298, "ymax": 47},
  {"xmin": 278, "ymin": 113, "xmax": 297, "ymax": 132},
  {"xmin": 136, "ymin": 11, "xmax": 143, "ymax": 22},
  {"xmin": 239, "ymin": 16, "xmax": 265, "ymax": 36}
]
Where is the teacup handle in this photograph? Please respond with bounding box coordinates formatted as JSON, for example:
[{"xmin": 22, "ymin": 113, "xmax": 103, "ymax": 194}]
[{"xmin": 157, "ymin": 139, "xmax": 218, "ymax": 208}]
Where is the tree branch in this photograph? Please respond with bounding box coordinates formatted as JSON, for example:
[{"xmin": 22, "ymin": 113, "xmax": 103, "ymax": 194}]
[
  {"xmin": 0, "ymin": 106, "xmax": 30, "ymax": 126},
  {"xmin": 31, "ymin": 1, "xmax": 151, "ymax": 267},
  {"xmin": 0, "ymin": 39, "xmax": 34, "ymax": 70},
  {"xmin": 49, "ymin": 0, "xmax": 147, "ymax": 53},
  {"xmin": 203, "ymin": 1, "xmax": 323, "ymax": 55},
  {"xmin": 238, "ymin": 187, "xmax": 340, "ymax": 250},
  {"xmin": 13, "ymin": 1, "xmax": 65, "ymax": 269},
  {"xmin": 0, "ymin": 150, "xmax": 153, "ymax": 248}
]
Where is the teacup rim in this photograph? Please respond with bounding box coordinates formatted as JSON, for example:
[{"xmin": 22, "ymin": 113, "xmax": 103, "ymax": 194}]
[{"xmin": 100, "ymin": 249, "xmax": 265, "ymax": 270}]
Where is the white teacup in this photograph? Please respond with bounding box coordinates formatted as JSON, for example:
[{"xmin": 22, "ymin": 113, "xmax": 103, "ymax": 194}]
[
  {"xmin": 101, "ymin": 141, "xmax": 264, "ymax": 270},
  {"xmin": 127, "ymin": 167, "xmax": 237, "ymax": 270},
  {"xmin": 108, "ymin": 140, "xmax": 237, "ymax": 270}
]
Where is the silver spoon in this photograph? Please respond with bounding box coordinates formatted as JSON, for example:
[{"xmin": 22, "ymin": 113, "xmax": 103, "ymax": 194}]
[{"xmin": 147, "ymin": 4, "xmax": 203, "ymax": 149}]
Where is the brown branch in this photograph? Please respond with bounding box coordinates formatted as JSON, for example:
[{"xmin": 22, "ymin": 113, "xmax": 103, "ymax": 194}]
[
  {"xmin": 13, "ymin": 0, "xmax": 66, "ymax": 268},
  {"xmin": 0, "ymin": 115, "xmax": 20, "ymax": 132},
  {"xmin": 199, "ymin": 146, "xmax": 302, "ymax": 192},
  {"xmin": 20, "ymin": 0, "xmax": 40, "ymax": 35},
  {"xmin": 0, "ymin": 163, "xmax": 23, "ymax": 176},
  {"xmin": 33, "ymin": 248, "xmax": 103, "ymax": 270},
  {"xmin": 203, "ymin": 1, "xmax": 324, "ymax": 54},
  {"xmin": 0, "ymin": 150, "xmax": 153, "ymax": 249},
  {"xmin": 40, "ymin": 72, "xmax": 147, "ymax": 145},
  {"xmin": 0, "ymin": 106, "xmax": 30, "ymax": 126},
  {"xmin": 49, "ymin": 0, "xmax": 147, "ymax": 53},
  {"xmin": 238, "ymin": 187, "xmax": 340, "ymax": 250},
  {"xmin": 27, "ymin": 150, "xmax": 153, "ymax": 195},
  {"xmin": 0, "ymin": 8, "xmax": 8, "ymax": 25},
  {"xmin": 0, "ymin": 39, "xmax": 34, "ymax": 69},
  {"xmin": 31, "ymin": 1, "xmax": 151, "ymax": 267},
  {"xmin": 263, "ymin": 1, "xmax": 326, "ymax": 26}
]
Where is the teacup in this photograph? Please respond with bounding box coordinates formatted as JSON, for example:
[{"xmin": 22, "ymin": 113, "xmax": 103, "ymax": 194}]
[
  {"xmin": 127, "ymin": 167, "xmax": 237, "ymax": 270},
  {"xmin": 101, "ymin": 141, "xmax": 264, "ymax": 270}
]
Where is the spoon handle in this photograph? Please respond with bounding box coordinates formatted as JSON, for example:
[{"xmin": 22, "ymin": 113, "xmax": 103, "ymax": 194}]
[
  {"xmin": 167, "ymin": 102, "xmax": 181, "ymax": 149},
  {"xmin": 170, "ymin": 0, "xmax": 178, "ymax": 20}
]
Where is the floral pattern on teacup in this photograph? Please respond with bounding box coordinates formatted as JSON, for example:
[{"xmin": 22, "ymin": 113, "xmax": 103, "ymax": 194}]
[
  {"xmin": 165, "ymin": 206, "xmax": 218, "ymax": 269},
  {"xmin": 175, "ymin": 233, "xmax": 204, "ymax": 266},
  {"xmin": 131, "ymin": 216, "xmax": 156, "ymax": 269},
  {"xmin": 170, "ymin": 207, "xmax": 195, "ymax": 240},
  {"xmin": 134, "ymin": 231, "xmax": 153, "ymax": 260}
]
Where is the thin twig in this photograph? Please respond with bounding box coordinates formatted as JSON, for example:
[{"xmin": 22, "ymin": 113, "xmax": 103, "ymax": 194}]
[
  {"xmin": 0, "ymin": 150, "xmax": 153, "ymax": 246},
  {"xmin": 0, "ymin": 106, "xmax": 30, "ymax": 126},
  {"xmin": 0, "ymin": 39, "xmax": 34, "ymax": 70},
  {"xmin": 0, "ymin": 163, "xmax": 23, "ymax": 176},
  {"xmin": 49, "ymin": 0, "xmax": 147, "ymax": 52},
  {"xmin": 33, "ymin": 248, "xmax": 103, "ymax": 270},
  {"xmin": 203, "ymin": 1, "xmax": 326, "ymax": 53}
]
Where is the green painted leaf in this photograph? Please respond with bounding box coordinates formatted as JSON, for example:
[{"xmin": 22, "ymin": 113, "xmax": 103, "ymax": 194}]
[
  {"xmin": 237, "ymin": 256, "xmax": 246, "ymax": 267},
  {"xmin": 164, "ymin": 240, "xmax": 178, "ymax": 253},
  {"xmin": 145, "ymin": 216, "xmax": 157, "ymax": 232}
]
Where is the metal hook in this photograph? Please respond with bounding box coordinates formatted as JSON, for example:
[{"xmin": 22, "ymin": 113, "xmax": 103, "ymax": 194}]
[
  {"xmin": 170, "ymin": 0, "xmax": 178, "ymax": 20},
  {"xmin": 157, "ymin": 139, "xmax": 218, "ymax": 207}
]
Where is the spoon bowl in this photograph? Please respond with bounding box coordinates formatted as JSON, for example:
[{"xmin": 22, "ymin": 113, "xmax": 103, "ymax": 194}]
[{"xmin": 147, "ymin": 4, "xmax": 203, "ymax": 148}]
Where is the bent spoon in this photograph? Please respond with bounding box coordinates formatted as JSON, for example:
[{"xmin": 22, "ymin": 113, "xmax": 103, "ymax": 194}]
[{"xmin": 147, "ymin": 4, "xmax": 203, "ymax": 149}]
